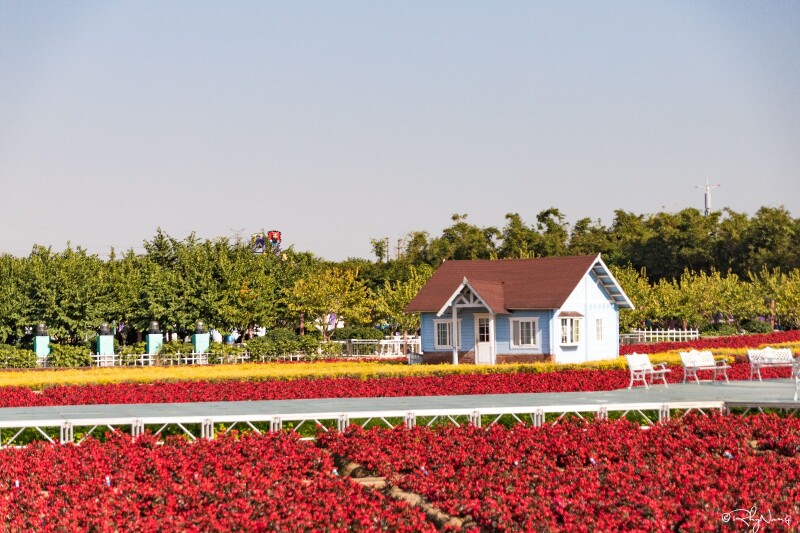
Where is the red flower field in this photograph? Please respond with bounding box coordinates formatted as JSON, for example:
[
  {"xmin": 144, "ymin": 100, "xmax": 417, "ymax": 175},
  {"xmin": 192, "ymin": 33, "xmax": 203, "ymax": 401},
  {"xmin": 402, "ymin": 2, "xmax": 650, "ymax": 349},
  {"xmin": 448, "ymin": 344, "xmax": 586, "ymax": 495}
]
[
  {"xmin": 0, "ymin": 431, "xmax": 432, "ymax": 532},
  {"xmin": 3, "ymin": 414, "xmax": 795, "ymax": 531},
  {"xmin": 319, "ymin": 414, "xmax": 800, "ymax": 531}
]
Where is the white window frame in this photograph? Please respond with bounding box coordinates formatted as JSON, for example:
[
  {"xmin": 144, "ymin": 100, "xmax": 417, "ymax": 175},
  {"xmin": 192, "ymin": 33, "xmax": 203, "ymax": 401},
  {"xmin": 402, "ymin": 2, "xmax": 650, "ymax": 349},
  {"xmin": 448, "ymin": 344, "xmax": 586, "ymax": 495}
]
[
  {"xmin": 433, "ymin": 319, "xmax": 462, "ymax": 350},
  {"xmin": 509, "ymin": 317, "xmax": 539, "ymax": 349},
  {"xmin": 595, "ymin": 318, "xmax": 603, "ymax": 341},
  {"xmin": 560, "ymin": 317, "xmax": 582, "ymax": 346}
]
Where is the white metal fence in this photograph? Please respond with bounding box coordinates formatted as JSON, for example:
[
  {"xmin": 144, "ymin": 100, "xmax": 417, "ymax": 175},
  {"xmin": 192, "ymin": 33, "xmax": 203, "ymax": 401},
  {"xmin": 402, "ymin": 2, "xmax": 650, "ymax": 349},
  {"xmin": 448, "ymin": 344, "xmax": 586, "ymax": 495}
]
[
  {"xmin": 87, "ymin": 338, "xmax": 421, "ymax": 367},
  {"xmin": 332, "ymin": 337, "xmax": 422, "ymax": 358},
  {"xmin": 619, "ymin": 329, "xmax": 700, "ymax": 346}
]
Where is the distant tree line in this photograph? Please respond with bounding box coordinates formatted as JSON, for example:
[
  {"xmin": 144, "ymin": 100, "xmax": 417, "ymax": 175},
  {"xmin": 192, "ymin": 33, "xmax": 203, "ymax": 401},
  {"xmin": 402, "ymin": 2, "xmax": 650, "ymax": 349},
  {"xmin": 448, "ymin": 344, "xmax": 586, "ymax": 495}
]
[
  {"xmin": 0, "ymin": 229, "xmax": 432, "ymax": 347},
  {"xmin": 0, "ymin": 206, "xmax": 798, "ymax": 346},
  {"xmin": 385, "ymin": 206, "xmax": 800, "ymax": 281}
]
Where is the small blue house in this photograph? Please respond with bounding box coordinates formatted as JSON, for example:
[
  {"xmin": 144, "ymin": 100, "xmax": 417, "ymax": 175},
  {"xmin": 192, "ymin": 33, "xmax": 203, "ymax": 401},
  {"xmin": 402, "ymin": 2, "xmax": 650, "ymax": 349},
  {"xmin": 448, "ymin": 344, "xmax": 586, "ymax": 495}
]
[{"xmin": 404, "ymin": 255, "xmax": 633, "ymax": 365}]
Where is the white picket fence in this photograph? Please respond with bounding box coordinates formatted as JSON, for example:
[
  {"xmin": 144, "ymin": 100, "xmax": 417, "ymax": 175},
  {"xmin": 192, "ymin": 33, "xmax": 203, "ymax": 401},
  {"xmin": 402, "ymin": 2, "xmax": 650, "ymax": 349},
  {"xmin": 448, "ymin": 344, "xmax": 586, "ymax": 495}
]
[{"xmin": 619, "ymin": 329, "xmax": 700, "ymax": 346}]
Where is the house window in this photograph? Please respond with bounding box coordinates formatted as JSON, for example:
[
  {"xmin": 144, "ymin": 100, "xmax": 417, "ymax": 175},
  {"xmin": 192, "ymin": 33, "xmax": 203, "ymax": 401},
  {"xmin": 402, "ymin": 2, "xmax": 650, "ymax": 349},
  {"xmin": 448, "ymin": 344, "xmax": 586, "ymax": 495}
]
[
  {"xmin": 433, "ymin": 319, "xmax": 461, "ymax": 350},
  {"xmin": 510, "ymin": 318, "xmax": 538, "ymax": 349},
  {"xmin": 595, "ymin": 318, "xmax": 603, "ymax": 341},
  {"xmin": 560, "ymin": 318, "xmax": 581, "ymax": 345}
]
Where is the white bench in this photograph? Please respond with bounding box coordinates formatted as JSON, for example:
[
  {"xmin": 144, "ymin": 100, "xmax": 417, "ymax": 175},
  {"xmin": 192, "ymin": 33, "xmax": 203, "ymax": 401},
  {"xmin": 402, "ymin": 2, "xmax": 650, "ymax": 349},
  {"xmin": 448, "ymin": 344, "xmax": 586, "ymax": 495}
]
[
  {"xmin": 747, "ymin": 347, "xmax": 796, "ymax": 381},
  {"xmin": 679, "ymin": 350, "xmax": 730, "ymax": 384},
  {"xmin": 795, "ymin": 359, "xmax": 800, "ymax": 402},
  {"xmin": 625, "ymin": 353, "xmax": 670, "ymax": 389}
]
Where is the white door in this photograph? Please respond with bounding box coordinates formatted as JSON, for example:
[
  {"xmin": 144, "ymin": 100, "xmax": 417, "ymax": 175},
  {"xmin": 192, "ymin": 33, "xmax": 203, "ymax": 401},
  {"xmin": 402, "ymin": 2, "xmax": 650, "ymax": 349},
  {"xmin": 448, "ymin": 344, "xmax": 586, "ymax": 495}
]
[{"xmin": 474, "ymin": 314, "xmax": 493, "ymax": 365}]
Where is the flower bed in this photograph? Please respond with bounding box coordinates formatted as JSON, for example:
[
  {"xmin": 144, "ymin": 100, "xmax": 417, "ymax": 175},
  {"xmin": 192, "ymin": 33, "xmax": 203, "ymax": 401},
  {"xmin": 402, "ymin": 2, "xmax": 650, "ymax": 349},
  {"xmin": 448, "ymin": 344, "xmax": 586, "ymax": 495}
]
[
  {"xmin": 620, "ymin": 330, "xmax": 800, "ymax": 355},
  {"xmin": 0, "ymin": 431, "xmax": 432, "ymax": 532},
  {"xmin": 319, "ymin": 414, "xmax": 800, "ymax": 531},
  {"xmin": 0, "ymin": 362, "xmax": 793, "ymax": 408}
]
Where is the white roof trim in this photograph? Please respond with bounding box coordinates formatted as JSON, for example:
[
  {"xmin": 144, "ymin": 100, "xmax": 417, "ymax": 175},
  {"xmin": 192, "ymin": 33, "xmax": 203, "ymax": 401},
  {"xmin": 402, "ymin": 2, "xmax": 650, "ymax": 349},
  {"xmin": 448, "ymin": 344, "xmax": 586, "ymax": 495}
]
[
  {"xmin": 584, "ymin": 254, "xmax": 635, "ymax": 310},
  {"xmin": 435, "ymin": 277, "xmax": 495, "ymax": 316}
]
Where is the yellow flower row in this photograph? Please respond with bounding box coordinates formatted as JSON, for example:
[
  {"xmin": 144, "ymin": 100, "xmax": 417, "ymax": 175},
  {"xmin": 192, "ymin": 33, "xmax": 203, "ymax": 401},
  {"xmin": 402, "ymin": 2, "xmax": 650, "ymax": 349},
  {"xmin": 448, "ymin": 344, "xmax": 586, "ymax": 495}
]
[
  {"xmin": 2, "ymin": 341, "xmax": 796, "ymax": 389},
  {"xmin": 2, "ymin": 359, "xmax": 624, "ymax": 389}
]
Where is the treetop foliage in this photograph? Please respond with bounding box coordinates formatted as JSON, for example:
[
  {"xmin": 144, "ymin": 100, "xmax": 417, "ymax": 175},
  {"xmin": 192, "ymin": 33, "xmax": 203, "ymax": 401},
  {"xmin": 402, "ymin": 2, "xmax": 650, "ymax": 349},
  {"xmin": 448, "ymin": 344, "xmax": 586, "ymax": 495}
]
[{"xmin": 0, "ymin": 206, "xmax": 798, "ymax": 344}]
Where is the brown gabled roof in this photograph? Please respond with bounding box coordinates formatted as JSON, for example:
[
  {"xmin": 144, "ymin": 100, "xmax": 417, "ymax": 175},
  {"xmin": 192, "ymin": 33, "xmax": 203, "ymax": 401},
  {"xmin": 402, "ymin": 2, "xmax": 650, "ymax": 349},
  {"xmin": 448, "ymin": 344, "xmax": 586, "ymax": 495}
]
[{"xmin": 405, "ymin": 255, "xmax": 600, "ymax": 313}]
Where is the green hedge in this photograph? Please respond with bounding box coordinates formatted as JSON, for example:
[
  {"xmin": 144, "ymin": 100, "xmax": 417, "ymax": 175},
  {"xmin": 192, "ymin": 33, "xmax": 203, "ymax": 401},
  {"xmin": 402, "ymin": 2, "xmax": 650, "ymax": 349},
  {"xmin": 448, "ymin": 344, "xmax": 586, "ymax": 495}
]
[
  {"xmin": 245, "ymin": 329, "xmax": 324, "ymax": 361},
  {"xmin": 740, "ymin": 319, "xmax": 773, "ymax": 334},
  {"xmin": 0, "ymin": 344, "xmax": 38, "ymax": 368},
  {"xmin": 47, "ymin": 344, "xmax": 92, "ymax": 367}
]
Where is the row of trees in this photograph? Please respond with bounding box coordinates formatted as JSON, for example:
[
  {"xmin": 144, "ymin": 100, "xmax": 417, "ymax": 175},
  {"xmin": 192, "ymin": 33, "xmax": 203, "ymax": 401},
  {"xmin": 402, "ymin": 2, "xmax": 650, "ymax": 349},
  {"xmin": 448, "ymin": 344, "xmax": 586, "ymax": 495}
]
[
  {"xmin": 381, "ymin": 206, "xmax": 800, "ymax": 281},
  {"xmin": 0, "ymin": 230, "xmax": 432, "ymax": 346},
  {"xmin": 614, "ymin": 266, "xmax": 800, "ymax": 332},
  {"xmin": 1, "ymin": 205, "xmax": 799, "ymax": 346}
]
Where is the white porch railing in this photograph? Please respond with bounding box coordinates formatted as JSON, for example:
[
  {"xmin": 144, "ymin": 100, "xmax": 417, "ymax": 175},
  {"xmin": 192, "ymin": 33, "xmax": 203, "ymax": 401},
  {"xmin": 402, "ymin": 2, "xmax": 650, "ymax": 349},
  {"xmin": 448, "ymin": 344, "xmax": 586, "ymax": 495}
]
[{"xmin": 619, "ymin": 329, "xmax": 700, "ymax": 346}]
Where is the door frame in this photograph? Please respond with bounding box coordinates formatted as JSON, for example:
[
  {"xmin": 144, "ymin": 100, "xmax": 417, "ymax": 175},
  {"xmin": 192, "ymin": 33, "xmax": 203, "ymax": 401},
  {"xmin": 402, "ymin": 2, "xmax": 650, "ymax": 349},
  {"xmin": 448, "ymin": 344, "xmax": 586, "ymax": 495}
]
[{"xmin": 473, "ymin": 313, "xmax": 495, "ymax": 365}]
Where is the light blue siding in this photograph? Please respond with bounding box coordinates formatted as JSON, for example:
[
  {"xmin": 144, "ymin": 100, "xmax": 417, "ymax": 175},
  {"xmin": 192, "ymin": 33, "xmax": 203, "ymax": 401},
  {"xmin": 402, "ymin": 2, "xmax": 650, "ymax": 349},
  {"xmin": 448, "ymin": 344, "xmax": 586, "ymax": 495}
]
[
  {"xmin": 420, "ymin": 310, "xmax": 477, "ymax": 352},
  {"xmin": 495, "ymin": 311, "xmax": 550, "ymax": 355}
]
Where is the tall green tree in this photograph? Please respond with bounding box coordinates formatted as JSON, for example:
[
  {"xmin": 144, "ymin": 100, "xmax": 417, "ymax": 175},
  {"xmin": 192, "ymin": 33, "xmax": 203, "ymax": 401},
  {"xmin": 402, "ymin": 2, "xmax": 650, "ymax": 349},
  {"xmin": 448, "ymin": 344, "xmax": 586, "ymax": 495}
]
[
  {"xmin": 427, "ymin": 214, "xmax": 499, "ymax": 262},
  {"xmin": 284, "ymin": 266, "xmax": 373, "ymax": 341},
  {"xmin": 533, "ymin": 208, "xmax": 569, "ymax": 257},
  {"xmin": 498, "ymin": 213, "xmax": 536, "ymax": 259},
  {"xmin": 374, "ymin": 264, "xmax": 434, "ymax": 335},
  {"xmin": 23, "ymin": 245, "xmax": 106, "ymax": 343},
  {"xmin": 0, "ymin": 254, "xmax": 27, "ymax": 342}
]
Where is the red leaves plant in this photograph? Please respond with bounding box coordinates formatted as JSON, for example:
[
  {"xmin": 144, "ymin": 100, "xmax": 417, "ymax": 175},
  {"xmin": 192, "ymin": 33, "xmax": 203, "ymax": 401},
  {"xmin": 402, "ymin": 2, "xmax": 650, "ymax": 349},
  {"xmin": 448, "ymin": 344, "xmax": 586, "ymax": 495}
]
[{"xmin": 319, "ymin": 414, "xmax": 800, "ymax": 531}]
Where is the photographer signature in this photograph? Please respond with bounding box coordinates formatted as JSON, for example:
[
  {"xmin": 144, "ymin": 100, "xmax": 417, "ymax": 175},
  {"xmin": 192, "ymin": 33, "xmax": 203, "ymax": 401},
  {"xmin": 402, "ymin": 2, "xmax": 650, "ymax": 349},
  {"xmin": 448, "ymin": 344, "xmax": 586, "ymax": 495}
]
[{"xmin": 722, "ymin": 506, "xmax": 792, "ymax": 532}]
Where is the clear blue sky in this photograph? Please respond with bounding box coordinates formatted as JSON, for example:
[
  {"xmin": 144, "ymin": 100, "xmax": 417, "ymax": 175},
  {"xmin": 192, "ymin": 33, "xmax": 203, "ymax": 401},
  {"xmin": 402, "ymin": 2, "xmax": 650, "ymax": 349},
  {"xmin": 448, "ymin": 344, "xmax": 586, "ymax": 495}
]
[{"xmin": 1, "ymin": 1, "xmax": 799, "ymax": 261}]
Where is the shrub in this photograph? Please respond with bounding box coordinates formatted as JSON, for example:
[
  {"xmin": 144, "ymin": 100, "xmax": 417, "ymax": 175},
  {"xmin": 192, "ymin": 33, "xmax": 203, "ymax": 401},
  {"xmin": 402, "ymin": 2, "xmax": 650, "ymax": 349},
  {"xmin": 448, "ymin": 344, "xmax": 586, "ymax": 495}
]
[
  {"xmin": 246, "ymin": 329, "xmax": 303, "ymax": 361},
  {"xmin": 46, "ymin": 344, "xmax": 92, "ymax": 367},
  {"xmin": 0, "ymin": 344, "xmax": 37, "ymax": 368},
  {"xmin": 699, "ymin": 322, "xmax": 739, "ymax": 336},
  {"xmin": 298, "ymin": 334, "xmax": 320, "ymax": 356},
  {"xmin": 160, "ymin": 341, "xmax": 194, "ymax": 355},
  {"xmin": 118, "ymin": 342, "xmax": 146, "ymax": 356},
  {"xmin": 320, "ymin": 341, "xmax": 343, "ymax": 357},
  {"xmin": 739, "ymin": 319, "xmax": 773, "ymax": 334},
  {"xmin": 207, "ymin": 342, "xmax": 249, "ymax": 364}
]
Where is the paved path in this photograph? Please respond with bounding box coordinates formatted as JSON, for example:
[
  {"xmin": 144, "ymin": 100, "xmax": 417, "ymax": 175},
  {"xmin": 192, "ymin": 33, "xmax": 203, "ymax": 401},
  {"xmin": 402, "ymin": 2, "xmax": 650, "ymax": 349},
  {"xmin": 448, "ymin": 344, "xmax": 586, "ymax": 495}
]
[{"xmin": 0, "ymin": 378, "xmax": 796, "ymax": 428}]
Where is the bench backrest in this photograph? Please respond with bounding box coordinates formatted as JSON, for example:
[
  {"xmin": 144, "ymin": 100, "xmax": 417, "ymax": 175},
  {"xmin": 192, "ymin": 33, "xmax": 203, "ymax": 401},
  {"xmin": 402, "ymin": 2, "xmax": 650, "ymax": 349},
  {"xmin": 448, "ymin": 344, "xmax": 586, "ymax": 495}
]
[
  {"xmin": 679, "ymin": 350, "xmax": 715, "ymax": 367},
  {"xmin": 625, "ymin": 353, "xmax": 654, "ymax": 372},
  {"xmin": 747, "ymin": 347, "xmax": 794, "ymax": 363}
]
